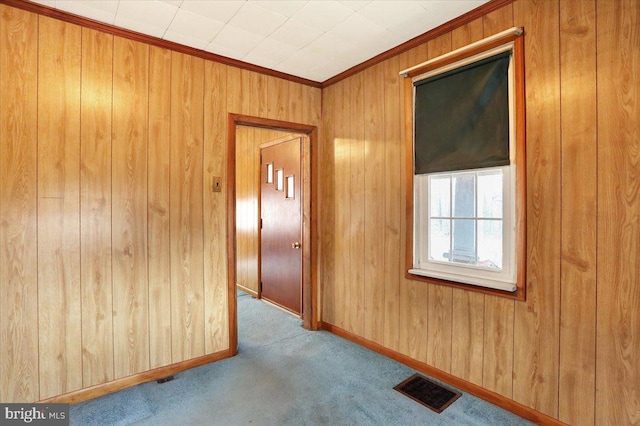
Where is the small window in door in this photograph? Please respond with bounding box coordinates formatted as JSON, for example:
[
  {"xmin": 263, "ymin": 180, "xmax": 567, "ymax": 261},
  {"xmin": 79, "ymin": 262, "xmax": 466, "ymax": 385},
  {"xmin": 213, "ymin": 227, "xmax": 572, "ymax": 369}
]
[
  {"xmin": 266, "ymin": 163, "xmax": 274, "ymax": 184},
  {"xmin": 286, "ymin": 175, "xmax": 295, "ymax": 199},
  {"xmin": 276, "ymin": 169, "xmax": 284, "ymax": 191}
]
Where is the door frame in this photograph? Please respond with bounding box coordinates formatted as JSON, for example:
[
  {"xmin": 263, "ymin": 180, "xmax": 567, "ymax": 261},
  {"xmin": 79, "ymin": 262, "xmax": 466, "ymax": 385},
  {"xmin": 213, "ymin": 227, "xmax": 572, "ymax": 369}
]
[{"xmin": 227, "ymin": 114, "xmax": 318, "ymax": 355}]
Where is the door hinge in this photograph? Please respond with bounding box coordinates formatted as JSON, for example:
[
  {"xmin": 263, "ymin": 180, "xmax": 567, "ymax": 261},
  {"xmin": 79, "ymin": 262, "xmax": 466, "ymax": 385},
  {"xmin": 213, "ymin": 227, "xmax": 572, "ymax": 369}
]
[
  {"xmin": 260, "ymin": 218, "xmax": 263, "ymax": 229},
  {"xmin": 259, "ymin": 281, "xmax": 263, "ymax": 293}
]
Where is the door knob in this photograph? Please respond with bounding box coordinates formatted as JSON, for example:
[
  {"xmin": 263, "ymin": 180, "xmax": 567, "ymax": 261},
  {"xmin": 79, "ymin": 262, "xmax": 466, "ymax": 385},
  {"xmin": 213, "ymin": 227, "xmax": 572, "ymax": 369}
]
[{"xmin": 291, "ymin": 241, "xmax": 301, "ymax": 249}]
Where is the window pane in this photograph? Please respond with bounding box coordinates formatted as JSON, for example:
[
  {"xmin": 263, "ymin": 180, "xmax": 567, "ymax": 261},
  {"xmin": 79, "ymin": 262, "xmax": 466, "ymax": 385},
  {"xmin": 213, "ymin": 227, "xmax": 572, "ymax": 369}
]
[
  {"xmin": 478, "ymin": 171, "xmax": 502, "ymax": 218},
  {"xmin": 429, "ymin": 219, "xmax": 450, "ymax": 262},
  {"xmin": 266, "ymin": 163, "xmax": 273, "ymax": 184},
  {"xmin": 478, "ymin": 219, "xmax": 502, "ymax": 269},
  {"xmin": 429, "ymin": 175, "xmax": 450, "ymax": 217},
  {"xmin": 451, "ymin": 219, "xmax": 476, "ymax": 264},
  {"xmin": 286, "ymin": 175, "xmax": 294, "ymax": 199},
  {"xmin": 452, "ymin": 174, "xmax": 475, "ymax": 217}
]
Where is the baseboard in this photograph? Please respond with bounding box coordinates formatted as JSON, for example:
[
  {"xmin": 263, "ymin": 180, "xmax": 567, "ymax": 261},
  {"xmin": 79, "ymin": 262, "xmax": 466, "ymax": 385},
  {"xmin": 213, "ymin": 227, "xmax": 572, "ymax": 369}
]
[
  {"xmin": 237, "ymin": 284, "xmax": 258, "ymax": 298},
  {"xmin": 320, "ymin": 322, "xmax": 565, "ymax": 426},
  {"xmin": 39, "ymin": 349, "xmax": 233, "ymax": 404}
]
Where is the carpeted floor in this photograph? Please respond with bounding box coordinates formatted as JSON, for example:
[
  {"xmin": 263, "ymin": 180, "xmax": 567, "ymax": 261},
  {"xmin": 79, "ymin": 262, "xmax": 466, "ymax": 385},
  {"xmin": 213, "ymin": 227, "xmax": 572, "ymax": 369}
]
[{"xmin": 70, "ymin": 292, "xmax": 533, "ymax": 425}]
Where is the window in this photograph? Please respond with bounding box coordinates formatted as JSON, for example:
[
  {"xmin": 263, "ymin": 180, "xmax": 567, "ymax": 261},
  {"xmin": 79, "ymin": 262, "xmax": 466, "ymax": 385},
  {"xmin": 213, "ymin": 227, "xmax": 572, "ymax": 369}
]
[
  {"xmin": 266, "ymin": 163, "xmax": 273, "ymax": 184},
  {"xmin": 413, "ymin": 166, "xmax": 514, "ymax": 290},
  {"xmin": 286, "ymin": 175, "xmax": 295, "ymax": 199},
  {"xmin": 275, "ymin": 169, "xmax": 284, "ymax": 191},
  {"xmin": 402, "ymin": 28, "xmax": 526, "ymax": 297}
]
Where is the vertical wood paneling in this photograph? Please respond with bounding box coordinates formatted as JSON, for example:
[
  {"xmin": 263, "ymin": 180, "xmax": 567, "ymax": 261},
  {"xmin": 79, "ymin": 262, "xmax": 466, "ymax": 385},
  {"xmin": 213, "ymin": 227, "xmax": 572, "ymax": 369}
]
[
  {"xmin": 559, "ymin": 0, "xmax": 597, "ymax": 424},
  {"xmin": 204, "ymin": 61, "xmax": 229, "ymax": 353},
  {"xmin": 1, "ymin": 2, "xmax": 322, "ymax": 403},
  {"xmin": 255, "ymin": 73, "xmax": 268, "ymax": 118},
  {"xmin": 235, "ymin": 125, "xmax": 250, "ymax": 290},
  {"xmin": 147, "ymin": 45, "xmax": 172, "ymax": 369},
  {"xmin": 226, "ymin": 67, "xmax": 242, "ymax": 114},
  {"xmin": 450, "ymin": 19, "xmax": 486, "ymax": 387},
  {"xmin": 513, "ymin": 0, "xmax": 561, "ymax": 417},
  {"xmin": 596, "ymin": 1, "xmax": 640, "ymax": 424},
  {"xmin": 249, "ymin": 126, "xmax": 259, "ymax": 292},
  {"xmin": 0, "ymin": 5, "xmax": 39, "ymax": 403},
  {"xmin": 244, "ymin": 73, "xmax": 269, "ymax": 292},
  {"xmin": 236, "ymin": 123, "xmax": 244, "ymax": 290},
  {"xmin": 4, "ymin": 2, "xmax": 640, "ymax": 419},
  {"xmin": 266, "ymin": 75, "xmax": 287, "ymax": 121},
  {"xmin": 483, "ymin": 294, "xmax": 514, "ymax": 396},
  {"xmin": 348, "ymin": 74, "xmax": 366, "ymax": 336},
  {"xmin": 240, "ymin": 70, "xmax": 252, "ymax": 116},
  {"xmin": 398, "ymin": 45, "xmax": 429, "ymax": 363},
  {"xmin": 320, "ymin": 84, "xmax": 336, "ymax": 325},
  {"xmin": 333, "ymin": 79, "xmax": 349, "ymax": 330},
  {"xmin": 170, "ymin": 52, "xmax": 205, "ymax": 362},
  {"xmin": 363, "ymin": 63, "xmax": 385, "ymax": 343},
  {"xmin": 382, "ymin": 55, "xmax": 401, "ymax": 353},
  {"xmin": 288, "ymin": 80, "xmax": 303, "ymax": 123},
  {"xmin": 482, "ymin": 1, "xmax": 513, "ymax": 37},
  {"xmin": 319, "ymin": 2, "xmax": 630, "ymax": 423},
  {"xmin": 36, "ymin": 15, "xmax": 82, "ymax": 400},
  {"xmin": 302, "ymin": 86, "xmax": 322, "ymax": 127},
  {"xmin": 80, "ymin": 27, "xmax": 114, "ymax": 387},
  {"xmin": 425, "ymin": 34, "xmax": 453, "ymax": 373},
  {"xmin": 112, "ymin": 37, "xmax": 149, "ymax": 378},
  {"xmin": 481, "ymin": 4, "xmax": 515, "ymax": 397},
  {"xmin": 340, "ymin": 79, "xmax": 353, "ymax": 333},
  {"xmin": 251, "ymin": 128, "xmax": 260, "ymax": 289}
]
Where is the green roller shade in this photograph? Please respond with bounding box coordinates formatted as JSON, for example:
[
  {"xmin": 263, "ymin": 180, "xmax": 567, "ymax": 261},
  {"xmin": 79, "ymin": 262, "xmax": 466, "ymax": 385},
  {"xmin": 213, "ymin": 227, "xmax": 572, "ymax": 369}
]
[{"xmin": 414, "ymin": 51, "xmax": 511, "ymax": 175}]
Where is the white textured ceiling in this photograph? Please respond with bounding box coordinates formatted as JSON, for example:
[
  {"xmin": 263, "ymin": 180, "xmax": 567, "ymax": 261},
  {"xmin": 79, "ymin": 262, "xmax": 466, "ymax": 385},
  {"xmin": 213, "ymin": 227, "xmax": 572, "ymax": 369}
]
[{"xmin": 31, "ymin": 0, "xmax": 488, "ymax": 83}]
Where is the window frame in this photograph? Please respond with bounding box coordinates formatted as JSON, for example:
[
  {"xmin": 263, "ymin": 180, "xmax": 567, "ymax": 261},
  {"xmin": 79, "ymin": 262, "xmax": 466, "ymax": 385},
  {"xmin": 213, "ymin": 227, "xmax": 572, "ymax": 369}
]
[
  {"xmin": 402, "ymin": 28, "xmax": 527, "ymax": 300},
  {"xmin": 413, "ymin": 165, "xmax": 515, "ymax": 291}
]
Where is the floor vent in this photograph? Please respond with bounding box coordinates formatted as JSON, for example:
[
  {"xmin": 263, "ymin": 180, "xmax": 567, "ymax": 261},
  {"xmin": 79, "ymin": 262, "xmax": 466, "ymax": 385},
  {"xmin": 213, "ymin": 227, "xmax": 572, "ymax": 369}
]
[
  {"xmin": 394, "ymin": 374, "xmax": 461, "ymax": 413},
  {"xmin": 157, "ymin": 375, "xmax": 175, "ymax": 384}
]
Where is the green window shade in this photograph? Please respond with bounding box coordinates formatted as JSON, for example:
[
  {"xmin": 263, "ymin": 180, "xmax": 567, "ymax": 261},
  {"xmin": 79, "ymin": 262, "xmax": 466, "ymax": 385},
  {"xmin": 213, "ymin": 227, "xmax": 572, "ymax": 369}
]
[{"xmin": 414, "ymin": 51, "xmax": 511, "ymax": 175}]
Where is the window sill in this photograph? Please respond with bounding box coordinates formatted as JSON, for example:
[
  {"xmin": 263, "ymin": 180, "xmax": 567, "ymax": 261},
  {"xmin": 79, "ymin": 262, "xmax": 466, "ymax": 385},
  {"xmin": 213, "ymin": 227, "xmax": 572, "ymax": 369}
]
[
  {"xmin": 406, "ymin": 269, "xmax": 525, "ymax": 301},
  {"xmin": 409, "ymin": 268, "xmax": 516, "ymax": 292}
]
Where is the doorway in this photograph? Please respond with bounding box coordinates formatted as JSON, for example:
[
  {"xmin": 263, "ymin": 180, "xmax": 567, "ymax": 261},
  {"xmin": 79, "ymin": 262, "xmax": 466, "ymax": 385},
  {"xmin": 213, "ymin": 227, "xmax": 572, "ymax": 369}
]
[{"xmin": 227, "ymin": 114, "xmax": 318, "ymax": 355}]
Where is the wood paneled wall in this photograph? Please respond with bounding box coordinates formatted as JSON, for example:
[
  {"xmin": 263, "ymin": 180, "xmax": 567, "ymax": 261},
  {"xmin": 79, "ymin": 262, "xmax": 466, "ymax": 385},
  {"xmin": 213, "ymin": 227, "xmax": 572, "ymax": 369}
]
[
  {"xmin": 1, "ymin": 2, "xmax": 637, "ymax": 423},
  {"xmin": 0, "ymin": 4, "xmax": 320, "ymax": 402},
  {"xmin": 236, "ymin": 127, "xmax": 292, "ymax": 295},
  {"xmin": 319, "ymin": 1, "xmax": 639, "ymax": 424}
]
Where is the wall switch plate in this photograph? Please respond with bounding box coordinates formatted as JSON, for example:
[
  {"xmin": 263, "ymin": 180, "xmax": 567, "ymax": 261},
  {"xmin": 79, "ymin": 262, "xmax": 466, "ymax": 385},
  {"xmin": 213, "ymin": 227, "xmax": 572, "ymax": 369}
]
[{"xmin": 212, "ymin": 177, "xmax": 222, "ymax": 192}]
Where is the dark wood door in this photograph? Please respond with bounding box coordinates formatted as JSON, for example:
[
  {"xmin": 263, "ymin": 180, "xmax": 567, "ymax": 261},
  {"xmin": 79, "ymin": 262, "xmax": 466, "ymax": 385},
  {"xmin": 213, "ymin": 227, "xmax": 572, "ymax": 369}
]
[{"xmin": 260, "ymin": 137, "xmax": 302, "ymax": 314}]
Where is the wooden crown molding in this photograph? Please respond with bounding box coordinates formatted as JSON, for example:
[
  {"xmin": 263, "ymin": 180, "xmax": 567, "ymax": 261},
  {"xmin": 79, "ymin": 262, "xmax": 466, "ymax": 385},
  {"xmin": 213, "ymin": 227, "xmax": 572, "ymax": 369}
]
[
  {"xmin": 4, "ymin": 0, "xmax": 515, "ymax": 90},
  {"xmin": 321, "ymin": 0, "xmax": 516, "ymax": 87},
  {"xmin": 0, "ymin": 0, "xmax": 323, "ymax": 88}
]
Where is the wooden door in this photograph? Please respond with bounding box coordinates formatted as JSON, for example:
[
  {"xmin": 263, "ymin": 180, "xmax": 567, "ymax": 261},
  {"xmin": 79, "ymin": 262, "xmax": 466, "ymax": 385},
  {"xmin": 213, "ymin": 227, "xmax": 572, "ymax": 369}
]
[{"xmin": 260, "ymin": 137, "xmax": 302, "ymax": 314}]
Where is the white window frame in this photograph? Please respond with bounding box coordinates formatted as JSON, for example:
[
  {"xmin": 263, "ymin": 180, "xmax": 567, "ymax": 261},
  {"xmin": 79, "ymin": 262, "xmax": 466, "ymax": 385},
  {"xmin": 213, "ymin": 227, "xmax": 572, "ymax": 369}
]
[
  {"xmin": 411, "ymin": 165, "xmax": 516, "ymax": 292},
  {"xmin": 407, "ymin": 39, "xmax": 521, "ymax": 294}
]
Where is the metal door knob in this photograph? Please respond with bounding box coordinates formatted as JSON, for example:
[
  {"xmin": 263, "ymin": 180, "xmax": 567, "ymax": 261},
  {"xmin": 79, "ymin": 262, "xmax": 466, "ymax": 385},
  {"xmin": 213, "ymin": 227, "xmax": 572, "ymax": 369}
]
[{"xmin": 291, "ymin": 241, "xmax": 301, "ymax": 249}]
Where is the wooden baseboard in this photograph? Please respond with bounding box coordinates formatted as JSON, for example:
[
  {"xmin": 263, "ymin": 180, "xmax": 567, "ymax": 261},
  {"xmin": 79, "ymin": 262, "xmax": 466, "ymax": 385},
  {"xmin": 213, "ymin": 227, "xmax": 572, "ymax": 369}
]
[
  {"xmin": 39, "ymin": 349, "xmax": 233, "ymax": 404},
  {"xmin": 237, "ymin": 284, "xmax": 258, "ymax": 298},
  {"xmin": 320, "ymin": 322, "xmax": 565, "ymax": 426}
]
